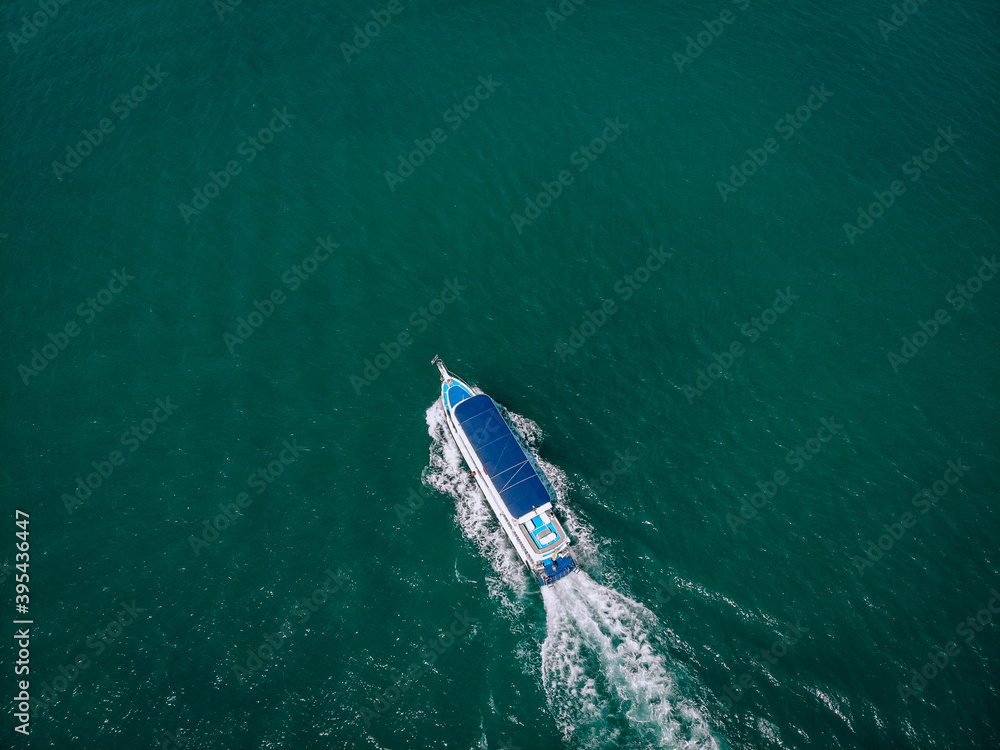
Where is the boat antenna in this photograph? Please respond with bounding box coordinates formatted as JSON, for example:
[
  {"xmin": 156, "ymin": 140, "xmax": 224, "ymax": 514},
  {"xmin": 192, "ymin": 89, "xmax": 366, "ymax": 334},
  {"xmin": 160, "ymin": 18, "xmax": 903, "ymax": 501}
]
[{"xmin": 432, "ymin": 355, "xmax": 451, "ymax": 383}]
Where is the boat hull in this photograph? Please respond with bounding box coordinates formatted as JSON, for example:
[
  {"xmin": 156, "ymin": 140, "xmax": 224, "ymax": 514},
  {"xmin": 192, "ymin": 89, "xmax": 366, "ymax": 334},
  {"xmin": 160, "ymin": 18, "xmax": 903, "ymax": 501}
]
[{"xmin": 433, "ymin": 358, "xmax": 577, "ymax": 586}]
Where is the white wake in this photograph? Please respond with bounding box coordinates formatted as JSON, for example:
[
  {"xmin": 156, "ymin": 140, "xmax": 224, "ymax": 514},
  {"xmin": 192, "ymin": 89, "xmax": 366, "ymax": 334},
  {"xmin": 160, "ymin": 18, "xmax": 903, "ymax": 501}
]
[
  {"xmin": 424, "ymin": 399, "xmax": 721, "ymax": 749},
  {"xmin": 541, "ymin": 571, "xmax": 720, "ymax": 749}
]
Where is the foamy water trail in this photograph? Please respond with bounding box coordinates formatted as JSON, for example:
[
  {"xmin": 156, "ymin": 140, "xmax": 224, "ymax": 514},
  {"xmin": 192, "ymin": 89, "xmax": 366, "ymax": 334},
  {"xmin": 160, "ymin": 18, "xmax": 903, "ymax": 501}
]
[
  {"xmin": 541, "ymin": 571, "xmax": 720, "ymax": 750},
  {"xmin": 424, "ymin": 399, "xmax": 532, "ymax": 610},
  {"xmin": 425, "ymin": 399, "xmax": 721, "ymax": 748}
]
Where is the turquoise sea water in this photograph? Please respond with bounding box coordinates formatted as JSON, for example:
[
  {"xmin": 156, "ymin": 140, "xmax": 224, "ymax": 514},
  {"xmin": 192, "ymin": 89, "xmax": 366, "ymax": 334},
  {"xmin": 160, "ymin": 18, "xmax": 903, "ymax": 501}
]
[{"xmin": 2, "ymin": 0, "xmax": 999, "ymax": 747}]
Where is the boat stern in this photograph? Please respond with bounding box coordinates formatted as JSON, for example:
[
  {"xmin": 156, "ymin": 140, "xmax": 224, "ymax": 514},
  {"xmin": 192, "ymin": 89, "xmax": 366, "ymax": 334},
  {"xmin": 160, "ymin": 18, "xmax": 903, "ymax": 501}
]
[{"xmin": 536, "ymin": 554, "xmax": 577, "ymax": 586}]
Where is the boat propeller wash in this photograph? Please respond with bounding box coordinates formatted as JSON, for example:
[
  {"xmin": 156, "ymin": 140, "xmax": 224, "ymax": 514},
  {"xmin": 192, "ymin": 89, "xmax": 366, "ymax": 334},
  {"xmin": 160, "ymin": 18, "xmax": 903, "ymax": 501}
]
[{"xmin": 427, "ymin": 357, "xmax": 722, "ymax": 748}]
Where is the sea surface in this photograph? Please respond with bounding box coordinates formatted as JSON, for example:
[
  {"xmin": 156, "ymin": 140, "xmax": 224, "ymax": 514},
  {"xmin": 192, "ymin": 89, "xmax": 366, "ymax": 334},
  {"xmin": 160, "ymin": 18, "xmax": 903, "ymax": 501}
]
[{"xmin": 2, "ymin": 0, "xmax": 999, "ymax": 748}]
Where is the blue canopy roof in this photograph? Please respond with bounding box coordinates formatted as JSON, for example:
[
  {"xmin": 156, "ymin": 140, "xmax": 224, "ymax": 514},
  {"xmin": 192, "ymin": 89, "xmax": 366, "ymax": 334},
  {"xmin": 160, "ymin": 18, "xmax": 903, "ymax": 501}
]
[{"xmin": 453, "ymin": 394, "xmax": 553, "ymax": 519}]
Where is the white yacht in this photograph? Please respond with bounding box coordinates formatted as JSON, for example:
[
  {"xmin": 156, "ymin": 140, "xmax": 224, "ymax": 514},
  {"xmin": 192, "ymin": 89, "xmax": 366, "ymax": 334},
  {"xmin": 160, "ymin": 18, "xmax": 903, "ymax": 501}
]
[{"xmin": 432, "ymin": 356, "xmax": 577, "ymax": 585}]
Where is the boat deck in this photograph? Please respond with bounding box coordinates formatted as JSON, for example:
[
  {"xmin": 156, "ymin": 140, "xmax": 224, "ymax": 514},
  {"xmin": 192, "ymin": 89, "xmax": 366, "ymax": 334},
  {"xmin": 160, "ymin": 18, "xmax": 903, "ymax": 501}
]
[
  {"xmin": 443, "ymin": 379, "xmax": 473, "ymax": 411},
  {"xmin": 518, "ymin": 515, "xmax": 564, "ymax": 554}
]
